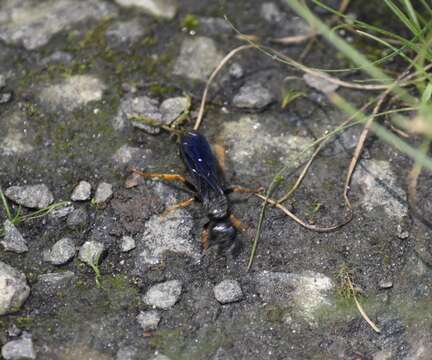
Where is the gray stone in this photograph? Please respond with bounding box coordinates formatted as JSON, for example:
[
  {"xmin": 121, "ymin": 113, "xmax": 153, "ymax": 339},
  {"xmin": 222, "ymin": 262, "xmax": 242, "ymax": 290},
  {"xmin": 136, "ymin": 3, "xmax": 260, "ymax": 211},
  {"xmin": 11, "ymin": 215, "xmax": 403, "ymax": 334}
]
[
  {"xmin": 198, "ymin": 17, "xmax": 233, "ymax": 35},
  {"xmin": 5, "ymin": 184, "xmax": 54, "ymax": 209},
  {"xmin": 0, "ymin": 74, "xmax": 5, "ymax": 88},
  {"xmin": 78, "ymin": 241, "xmax": 104, "ymax": 266},
  {"xmin": 261, "ymin": 2, "xmax": 284, "ymax": 23},
  {"xmin": 0, "ymin": 92, "xmax": 12, "ymax": 104},
  {"xmin": 94, "ymin": 182, "xmax": 113, "ymax": 204},
  {"xmin": 143, "ymin": 280, "xmax": 182, "ymax": 309},
  {"xmin": 41, "ymin": 51, "xmax": 73, "ymax": 65},
  {"xmin": 228, "ymin": 63, "xmax": 244, "ymax": 79},
  {"xmin": 121, "ymin": 236, "xmax": 136, "ymax": 252},
  {"xmin": 352, "ymin": 160, "xmax": 408, "ymax": 220},
  {"xmin": 232, "ymin": 82, "xmax": 274, "ymax": 109},
  {"xmin": 49, "ymin": 203, "xmax": 74, "ymax": 219},
  {"xmin": 1, "ymin": 333, "xmax": 36, "ymax": 360},
  {"xmin": 173, "ymin": 37, "xmax": 223, "ymax": 81},
  {"xmin": 114, "ymin": 95, "xmax": 163, "ymax": 133},
  {"xmin": 43, "ymin": 237, "xmax": 76, "ymax": 265},
  {"xmin": 213, "ymin": 280, "xmax": 243, "ymax": 304},
  {"xmin": 40, "ymin": 75, "xmax": 106, "ymax": 112},
  {"xmin": 106, "ymin": 19, "xmax": 146, "ymax": 46},
  {"xmin": 379, "ymin": 280, "xmax": 393, "ymax": 289},
  {"xmin": 160, "ymin": 96, "xmax": 189, "ymax": 124},
  {"xmin": 116, "ymin": 346, "xmax": 137, "ymax": 360},
  {"xmin": 254, "ymin": 271, "xmax": 334, "ymax": 321},
  {"xmin": 112, "ymin": 145, "xmax": 140, "ymax": 164},
  {"xmin": 0, "ymin": 261, "xmax": 30, "ymax": 315},
  {"xmin": 303, "ymin": 73, "xmax": 339, "ymax": 94},
  {"xmin": 0, "ymin": 111, "xmax": 34, "ymax": 155},
  {"xmin": 152, "ymin": 355, "xmax": 171, "ymax": 360},
  {"xmin": 1, "ymin": 220, "xmax": 28, "ymax": 253},
  {"xmin": 37, "ymin": 271, "xmax": 75, "ymax": 287},
  {"xmin": 136, "ymin": 310, "xmax": 161, "ymax": 331},
  {"xmin": 137, "ymin": 209, "xmax": 200, "ymax": 266},
  {"xmin": 114, "ymin": 0, "xmax": 177, "ymax": 20},
  {"xmin": 66, "ymin": 208, "xmax": 88, "ymax": 228},
  {"xmin": 71, "ymin": 181, "xmax": 91, "ymax": 201},
  {"xmin": 0, "ymin": 0, "xmax": 116, "ymax": 50}
]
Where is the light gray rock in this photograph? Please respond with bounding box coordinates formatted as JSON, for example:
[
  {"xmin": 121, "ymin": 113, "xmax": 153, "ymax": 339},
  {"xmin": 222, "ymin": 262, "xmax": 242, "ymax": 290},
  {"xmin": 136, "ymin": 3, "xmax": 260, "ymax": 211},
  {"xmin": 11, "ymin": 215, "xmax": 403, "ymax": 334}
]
[
  {"xmin": 213, "ymin": 280, "xmax": 243, "ymax": 304},
  {"xmin": 143, "ymin": 280, "xmax": 182, "ymax": 309},
  {"xmin": 173, "ymin": 36, "xmax": 223, "ymax": 81},
  {"xmin": 137, "ymin": 209, "xmax": 200, "ymax": 266},
  {"xmin": 0, "ymin": 129, "xmax": 33, "ymax": 156},
  {"xmin": 254, "ymin": 271, "xmax": 334, "ymax": 321},
  {"xmin": 352, "ymin": 159, "xmax": 408, "ymax": 220},
  {"xmin": 228, "ymin": 63, "xmax": 244, "ymax": 79},
  {"xmin": 114, "ymin": 95, "xmax": 163, "ymax": 133},
  {"xmin": 136, "ymin": 310, "xmax": 161, "ymax": 331},
  {"xmin": 66, "ymin": 208, "xmax": 88, "ymax": 228},
  {"xmin": 260, "ymin": 2, "xmax": 284, "ymax": 23},
  {"xmin": 43, "ymin": 237, "xmax": 76, "ymax": 265},
  {"xmin": 303, "ymin": 73, "xmax": 339, "ymax": 94},
  {"xmin": 40, "ymin": 75, "xmax": 106, "ymax": 112},
  {"xmin": 1, "ymin": 220, "xmax": 28, "ymax": 253},
  {"xmin": 116, "ymin": 346, "xmax": 137, "ymax": 360},
  {"xmin": 79, "ymin": 241, "xmax": 104, "ymax": 266},
  {"xmin": 112, "ymin": 145, "xmax": 141, "ymax": 164},
  {"xmin": 232, "ymin": 83, "xmax": 274, "ymax": 109},
  {"xmin": 114, "ymin": 0, "xmax": 177, "ymax": 20},
  {"xmin": 37, "ymin": 271, "xmax": 75, "ymax": 287},
  {"xmin": 5, "ymin": 184, "xmax": 54, "ymax": 209},
  {"xmin": 160, "ymin": 96, "xmax": 189, "ymax": 124},
  {"xmin": 71, "ymin": 181, "xmax": 91, "ymax": 201},
  {"xmin": 1, "ymin": 333, "xmax": 36, "ymax": 360},
  {"xmin": 0, "ymin": 261, "xmax": 30, "ymax": 315},
  {"xmin": 0, "ymin": 0, "xmax": 116, "ymax": 50},
  {"xmin": 49, "ymin": 203, "xmax": 74, "ymax": 219},
  {"xmin": 0, "ymin": 92, "xmax": 12, "ymax": 104},
  {"xmin": 106, "ymin": 19, "xmax": 146, "ymax": 46},
  {"xmin": 379, "ymin": 280, "xmax": 393, "ymax": 289},
  {"xmin": 0, "ymin": 74, "xmax": 5, "ymax": 88},
  {"xmin": 121, "ymin": 236, "xmax": 136, "ymax": 252},
  {"xmin": 94, "ymin": 182, "xmax": 113, "ymax": 204}
]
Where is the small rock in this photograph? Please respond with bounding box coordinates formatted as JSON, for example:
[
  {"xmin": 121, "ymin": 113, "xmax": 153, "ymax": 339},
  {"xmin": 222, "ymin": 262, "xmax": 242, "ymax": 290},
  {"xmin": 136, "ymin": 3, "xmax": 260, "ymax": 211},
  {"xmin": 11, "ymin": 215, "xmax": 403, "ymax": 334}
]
[
  {"xmin": 173, "ymin": 37, "xmax": 224, "ymax": 81},
  {"xmin": 43, "ymin": 237, "xmax": 76, "ymax": 265},
  {"xmin": 0, "ymin": 92, "xmax": 12, "ymax": 104},
  {"xmin": 143, "ymin": 280, "xmax": 182, "ymax": 309},
  {"xmin": 121, "ymin": 236, "xmax": 136, "ymax": 252},
  {"xmin": 40, "ymin": 75, "xmax": 106, "ymax": 112},
  {"xmin": 114, "ymin": 95, "xmax": 163, "ymax": 133},
  {"xmin": 232, "ymin": 82, "xmax": 274, "ymax": 109},
  {"xmin": 228, "ymin": 63, "xmax": 244, "ymax": 79},
  {"xmin": 0, "ymin": 261, "xmax": 30, "ymax": 315},
  {"xmin": 114, "ymin": 0, "xmax": 177, "ymax": 20},
  {"xmin": 40, "ymin": 51, "xmax": 73, "ymax": 65},
  {"xmin": 213, "ymin": 280, "xmax": 243, "ymax": 304},
  {"xmin": 396, "ymin": 224, "xmax": 409, "ymax": 239},
  {"xmin": 0, "ymin": 128, "xmax": 34, "ymax": 156},
  {"xmin": 136, "ymin": 310, "xmax": 161, "ymax": 331},
  {"xmin": 260, "ymin": 2, "xmax": 284, "ymax": 23},
  {"xmin": 71, "ymin": 181, "xmax": 91, "ymax": 201},
  {"xmin": 303, "ymin": 73, "xmax": 339, "ymax": 94},
  {"xmin": 116, "ymin": 346, "xmax": 137, "ymax": 360},
  {"xmin": 94, "ymin": 182, "xmax": 113, "ymax": 204},
  {"xmin": 66, "ymin": 208, "xmax": 88, "ymax": 228},
  {"xmin": 5, "ymin": 184, "xmax": 54, "ymax": 209},
  {"xmin": 79, "ymin": 241, "xmax": 105, "ymax": 266},
  {"xmin": 37, "ymin": 271, "xmax": 75, "ymax": 287},
  {"xmin": 0, "ymin": 74, "xmax": 5, "ymax": 88},
  {"xmin": 112, "ymin": 144, "xmax": 141, "ymax": 164},
  {"xmin": 106, "ymin": 19, "xmax": 146, "ymax": 46},
  {"xmin": 379, "ymin": 280, "xmax": 393, "ymax": 289},
  {"xmin": 372, "ymin": 350, "xmax": 393, "ymax": 360},
  {"xmin": 1, "ymin": 333, "xmax": 36, "ymax": 360},
  {"xmin": 160, "ymin": 97, "xmax": 189, "ymax": 124},
  {"xmin": 49, "ymin": 203, "xmax": 74, "ymax": 219},
  {"xmin": 1, "ymin": 220, "xmax": 28, "ymax": 253}
]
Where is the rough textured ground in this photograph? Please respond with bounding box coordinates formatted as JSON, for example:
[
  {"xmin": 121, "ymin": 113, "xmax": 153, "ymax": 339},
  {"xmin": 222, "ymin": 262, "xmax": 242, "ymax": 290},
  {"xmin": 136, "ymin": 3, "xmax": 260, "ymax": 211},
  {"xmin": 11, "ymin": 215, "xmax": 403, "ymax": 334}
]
[{"xmin": 0, "ymin": 1, "xmax": 431, "ymax": 360}]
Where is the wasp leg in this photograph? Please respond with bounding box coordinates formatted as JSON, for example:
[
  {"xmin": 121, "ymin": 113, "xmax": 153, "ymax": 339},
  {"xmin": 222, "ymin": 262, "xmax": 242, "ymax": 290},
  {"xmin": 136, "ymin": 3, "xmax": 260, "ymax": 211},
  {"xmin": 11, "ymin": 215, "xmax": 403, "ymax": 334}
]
[
  {"xmin": 229, "ymin": 214, "xmax": 248, "ymax": 232},
  {"xmin": 226, "ymin": 186, "xmax": 264, "ymax": 194},
  {"xmin": 131, "ymin": 168, "xmax": 189, "ymax": 184},
  {"xmin": 161, "ymin": 197, "xmax": 195, "ymax": 218},
  {"xmin": 201, "ymin": 225, "xmax": 209, "ymax": 250}
]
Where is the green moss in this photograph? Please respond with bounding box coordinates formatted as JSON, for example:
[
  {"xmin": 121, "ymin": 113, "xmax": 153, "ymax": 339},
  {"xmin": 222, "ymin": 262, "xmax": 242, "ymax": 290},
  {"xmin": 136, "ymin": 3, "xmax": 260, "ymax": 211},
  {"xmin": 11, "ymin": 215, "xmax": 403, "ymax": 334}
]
[
  {"xmin": 15, "ymin": 316, "xmax": 33, "ymax": 328},
  {"xmin": 180, "ymin": 14, "xmax": 199, "ymax": 31},
  {"xmin": 148, "ymin": 83, "xmax": 176, "ymax": 97},
  {"xmin": 262, "ymin": 304, "xmax": 288, "ymax": 323}
]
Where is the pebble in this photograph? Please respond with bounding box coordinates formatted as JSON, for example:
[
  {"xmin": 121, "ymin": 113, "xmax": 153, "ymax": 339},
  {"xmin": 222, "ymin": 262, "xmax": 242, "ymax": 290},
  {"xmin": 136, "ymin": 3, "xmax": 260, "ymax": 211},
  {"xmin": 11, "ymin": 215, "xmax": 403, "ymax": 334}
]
[
  {"xmin": 114, "ymin": 0, "xmax": 177, "ymax": 20},
  {"xmin": 213, "ymin": 280, "xmax": 243, "ymax": 304},
  {"xmin": 1, "ymin": 333, "xmax": 36, "ymax": 360},
  {"xmin": 136, "ymin": 310, "xmax": 161, "ymax": 331},
  {"xmin": 0, "ymin": 92, "xmax": 12, "ymax": 104},
  {"xmin": 0, "ymin": 74, "xmax": 5, "ymax": 88},
  {"xmin": 232, "ymin": 82, "xmax": 274, "ymax": 109},
  {"xmin": 143, "ymin": 280, "xmax": 183, "ymax": 309},
  {"xmin": 260, "ymin": 2, "xmax": 284, "ymax": 23},
  {"xmin": 120, "ymin": 236, "xmax": 136, "ymax": 252},
  {"xmin": 1, "ymin": 220, "xmax": 28, "ymax": 253},
  {"xmin": 43, "ymin": 237, "xmax": 76, "ymax": 265},
  {"xmin": 303, "ymin": 73, "xmax": 339, "ymax": 94},
  {"xmin": 5, "ymin": 184, "xmax": 54, "ymax": 209},
  {"xmin": 160, "ymin": 96, "xmax": 189, "ymax": 124},
  {"xmin": 228, "ymin": 63, "xmax": 244, "ymax": 79},
  {"xmin": 94, "ymin": 182, "xmax": 113, "ymax": 204},
  {"xmin": 78, "ymin": 241, "xmax": 105, "ymax": 266},
  {"xmin": 0, "ymin": 261, "xmax": 30, "ymax": 315},
  {"xmin": 49, "ymin": 203, "xmax": 74, "ymax": 219},
  {"xmin": 71, "ymin": 181, "xmax": 92, "ymax": 201},
  {"xmin": 66, "ymin": 208, "xmax": 88, "ymax": 228},
  {"xmin": 106, "ymin": 19, "xmax": 146, "ymax": 46},
  {"xmin": 379, "ymin": 280, "xmax": 393, "ymax": 289},
  {"xmin": 116, "ymin": 346, "xmax": 137, "ymax": 360},
  {"xmin": 37, "ymin": 271, "xmax": 75, "ymax": 287}
]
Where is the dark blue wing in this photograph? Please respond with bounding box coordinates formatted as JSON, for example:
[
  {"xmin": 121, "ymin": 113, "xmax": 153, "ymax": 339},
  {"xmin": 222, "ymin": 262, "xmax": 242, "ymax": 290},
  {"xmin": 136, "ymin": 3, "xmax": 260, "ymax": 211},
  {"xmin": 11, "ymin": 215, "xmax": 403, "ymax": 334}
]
[{"xmin": 179, "ymin": 131, "xmax": 225, "ymax": 198}]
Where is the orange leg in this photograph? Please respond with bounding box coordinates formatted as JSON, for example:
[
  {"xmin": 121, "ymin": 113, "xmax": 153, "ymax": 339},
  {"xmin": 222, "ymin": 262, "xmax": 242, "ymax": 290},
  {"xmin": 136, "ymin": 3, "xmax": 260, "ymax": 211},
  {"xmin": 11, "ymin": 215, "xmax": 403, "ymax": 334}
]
[
  {"xmin": 161, "ymin": 197, "xmax": 195, "ymax": 218},
  {"xmin": 228, "ymin": 186, "xmax": 264, "ymax": 194},
  {"xmin": 229, "ymin": 214, "xmax": 248, "ymax": 232},
  {"xmin": 131, "ymin": 168, "xmax": 189, "ymax": 185},
  {"xmin": 201, "ymin": 226, "xmax": 209, "ymax": 250}
]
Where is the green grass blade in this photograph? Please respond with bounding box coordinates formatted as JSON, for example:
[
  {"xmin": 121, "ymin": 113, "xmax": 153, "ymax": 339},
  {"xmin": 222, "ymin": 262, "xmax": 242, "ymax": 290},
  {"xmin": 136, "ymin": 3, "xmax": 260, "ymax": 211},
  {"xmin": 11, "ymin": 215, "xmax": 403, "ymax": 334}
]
[
  {"xmin": 402, "ymin": 0, "xmax": 421, "ymax": 31},
  {"xmin": 0, "ymin": 188, "xmax": 12, "ymax": 221},
  {"xmin": 384, "ymin": 0, "xmax": 421, "ymax": 36}
]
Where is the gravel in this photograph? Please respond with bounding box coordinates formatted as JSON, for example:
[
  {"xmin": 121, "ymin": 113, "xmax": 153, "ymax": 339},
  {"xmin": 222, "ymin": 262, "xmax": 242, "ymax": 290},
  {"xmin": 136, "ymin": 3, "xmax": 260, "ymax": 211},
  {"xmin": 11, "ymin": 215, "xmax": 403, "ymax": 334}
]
[
  {"xmin": 143, "ymin": 280, "xmax": 183, "ymax": 309},
  {"xmin": 0, "ymin": 261, "xmax": 30, "ymax": 315},
  {"xmin": 232, "ymin": 82, "xmax": 274, "ymax": 109},
  {"xmin": 5, "ymin": 184, "xmax": 54, "ymax": 209},
  {"xmin": 71, "ymin": 181, "xmax": 92, "ymax": 201},
  {"xmin": 1, "ymin": 220, "xmax": 28, "ymax": 253},
  {"xmin": 213, "ymin": 280, "xmax": 243, "ymax": 304},
  {"xmin": 120, "ymin": 236, "xmax": 136, "ymax": 252},
  {"xmin": 1, "ymin": 333, "xmax": 36, "ymax": 360},
  {"xmin": 136, "ymin": 310, "xmax": 161, "ymax": 331},
  {"xmin": 78, "ymin": 241, "xmax": 105, "ymax": 266},
  {"xmin": 94, "ymin": 182, "xmax": 113, "ymax": 204},
  {"xmin": 43, "ymin": 237, "xmax": 76, "ymax": 265}
]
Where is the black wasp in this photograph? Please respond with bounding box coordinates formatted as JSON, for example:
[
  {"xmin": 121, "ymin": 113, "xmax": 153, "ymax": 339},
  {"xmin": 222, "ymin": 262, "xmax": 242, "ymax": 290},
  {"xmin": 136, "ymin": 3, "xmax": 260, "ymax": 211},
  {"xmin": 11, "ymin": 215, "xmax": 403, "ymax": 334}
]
[{"xmin": 132, "ymin": 130, "xmax": 259, "ymax": 254}]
